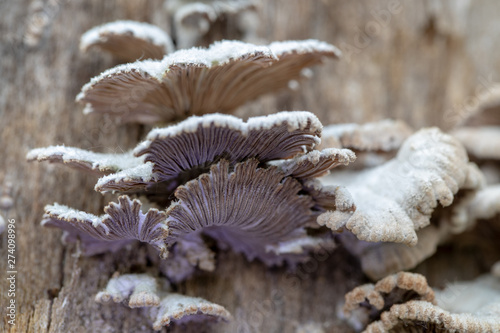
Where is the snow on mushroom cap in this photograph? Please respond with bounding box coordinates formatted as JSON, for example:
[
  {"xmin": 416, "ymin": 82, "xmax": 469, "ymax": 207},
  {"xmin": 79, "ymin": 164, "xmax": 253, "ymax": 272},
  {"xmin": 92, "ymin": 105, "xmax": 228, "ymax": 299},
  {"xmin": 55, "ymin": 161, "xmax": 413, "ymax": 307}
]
[
  {"xmin": 272, "ymin": 148, "xmax": 356, "ymax": 180},
  {"xmin": 151, "ymin": 293, "xmax": 232, "ymax": 329},
  {"xmin": 318, "ymin": 128, "xmax": 476, "ymax": 246},
  {"xmin": 76, "ymin": 39, "xmax": 339, "ymax": 124},
  {"xmin": 80, "ymin": 20, "xmax": 175, "ymax": 61},
  {"xmin": 344, "ymin": 273, "xmax": 500, "ymax": 333},
  {"xmin": 42, "ymin": 196, "xmax": 169, "ymax": 257},
  {"xmin": 342, "ymin": 272, "xmax": 435, "ymax": 319},
  {"xmin": 363, "ymin": 274, "xmax": 500, "ymax": 333},
  {"xmin": 95, "ymin": 273, "xmax": 161, "ymax": 308},
  {"xmin": 95, "ymin": 273, "xmax": 231, "ymax": 330},
  {"xmin": 26, "ymin": 146, "xmax": 143, "ymax": 175},
  {"xmin": 97, "ymin": 111, "xmax": 322, "ymax": 194}
]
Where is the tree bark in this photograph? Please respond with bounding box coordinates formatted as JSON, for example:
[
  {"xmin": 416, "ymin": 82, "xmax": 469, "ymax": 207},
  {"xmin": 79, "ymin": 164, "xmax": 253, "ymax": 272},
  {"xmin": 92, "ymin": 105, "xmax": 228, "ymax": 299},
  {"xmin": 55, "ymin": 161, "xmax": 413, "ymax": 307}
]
[{"xmin": 1, "ymin": 0, "xmax": 500, "ymax": 332}]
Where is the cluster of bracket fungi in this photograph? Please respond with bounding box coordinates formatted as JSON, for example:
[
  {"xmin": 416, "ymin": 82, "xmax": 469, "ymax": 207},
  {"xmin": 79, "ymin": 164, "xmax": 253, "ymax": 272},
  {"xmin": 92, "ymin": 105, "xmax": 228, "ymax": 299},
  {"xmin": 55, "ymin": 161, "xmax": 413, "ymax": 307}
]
[{"xmin": 26, "ymin": 2, "xmax": 500, "ymax": 332}]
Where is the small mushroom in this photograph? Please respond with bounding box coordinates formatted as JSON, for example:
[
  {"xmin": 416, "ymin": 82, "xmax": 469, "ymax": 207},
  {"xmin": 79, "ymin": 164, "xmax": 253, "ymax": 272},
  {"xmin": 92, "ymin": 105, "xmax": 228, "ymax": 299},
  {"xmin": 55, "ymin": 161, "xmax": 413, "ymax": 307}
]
[
  {"xmin": 80, "ymin": 20, "xmax": 175, "ymax": 62},
  {"xmin": 271, "ymin": 148, "xmax": 356, "ymax": 180},
  {"xmin": 95, "ymin": 273, "xmax": 161, "ymax": 308},
  {"xmin": 318, "ymin": 128, "xmax": 481, "ymax": 246},
  {"xmin": 342, "ymin": 272, "xmax": 435, "ymax": 330},
  {"xmin": 42, "ymin": 195, "xmax": 169, "ymax": 257},
  {"xmin": 150, "ymin": 293, "xmax": 232, "ymax": 329},
  {"xmin": 166, "ymin": 0, "xmax": 259, "ymax": 48},
  {"xmin": 76, "ymin": 40, "xmax": 340, "ymax": 124},
  {"xmin": 362, "ymin": 274, "xmax": 500, "ymax": 333},
  {"xmin": 96, "ymin": 273, "xmax": 231, "ymax": 330}
]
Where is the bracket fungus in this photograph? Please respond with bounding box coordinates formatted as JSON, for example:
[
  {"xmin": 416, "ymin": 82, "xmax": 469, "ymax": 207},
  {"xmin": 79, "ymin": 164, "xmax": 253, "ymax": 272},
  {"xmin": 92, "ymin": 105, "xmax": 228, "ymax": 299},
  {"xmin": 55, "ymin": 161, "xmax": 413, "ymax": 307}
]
[
  {"xmin": 319, "ymin": 128, "xmax": 480, "ymax": 245},
  {"xmin": 42, "ymin": 196, "xmax": 170, "ymax": 257},
  {"xmin": 76, "ymin": 39, "xmax": 340, "ymax": 124},
  {"xmin": 26, "ymin": 146, "xmax": 143, "ymax": 176},
  {"xmin": 96, "ymin": 273, "xmax": 231, "ymax": 330},
  {"xmin": 166, "ymin": 0, "xmax": 259, "ymax": 49},
  {"xmin": 30, "ymin": 110, "xmax": 357, "ymax": 271},
  {"xmin": 80, "ymin": 20, "xmax": 175, "ymax": 62},
  {"xmin": 342, "ymin": 272, "xmax": 435, "ymax": 331},
  {"xmin": 343, "ymin": 272, "xmax": 500, "ymax": 333}
]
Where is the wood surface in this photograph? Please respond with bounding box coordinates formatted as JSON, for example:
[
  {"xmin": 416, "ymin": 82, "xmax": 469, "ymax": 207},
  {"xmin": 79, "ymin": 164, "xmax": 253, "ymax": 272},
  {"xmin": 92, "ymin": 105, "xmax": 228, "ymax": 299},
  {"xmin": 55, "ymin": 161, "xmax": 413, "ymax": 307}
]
[{"xmin": 1, "ymin": 1, "xmax": 500, "ymax": 332}]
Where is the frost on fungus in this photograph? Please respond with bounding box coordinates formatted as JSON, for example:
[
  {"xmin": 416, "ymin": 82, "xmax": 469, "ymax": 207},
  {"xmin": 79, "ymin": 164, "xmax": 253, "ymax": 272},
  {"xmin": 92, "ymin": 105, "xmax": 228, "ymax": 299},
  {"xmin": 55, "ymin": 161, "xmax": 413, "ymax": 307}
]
[
  {"xmin": 342, "ymin": 271, "xmax": 500, "ymax": 333},
  {"xmin": 80, "ymin": 20, "xmax": 175, "ymax": 62},
  {"xmin": 27, "ymin": 13, "xmax": 499, "ymax": 332},
  {"xmin": 76, "ymin": 40, "xmax": 340, "ymax": 124}
]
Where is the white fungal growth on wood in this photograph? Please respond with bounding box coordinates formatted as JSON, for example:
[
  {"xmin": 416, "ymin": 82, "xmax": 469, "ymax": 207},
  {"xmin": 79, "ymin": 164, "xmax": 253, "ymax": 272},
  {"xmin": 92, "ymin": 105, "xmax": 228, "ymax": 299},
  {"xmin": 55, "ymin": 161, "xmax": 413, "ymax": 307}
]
[{"xmin": 318, "ymin": 128, "xmax": 477, "ymax": 245}]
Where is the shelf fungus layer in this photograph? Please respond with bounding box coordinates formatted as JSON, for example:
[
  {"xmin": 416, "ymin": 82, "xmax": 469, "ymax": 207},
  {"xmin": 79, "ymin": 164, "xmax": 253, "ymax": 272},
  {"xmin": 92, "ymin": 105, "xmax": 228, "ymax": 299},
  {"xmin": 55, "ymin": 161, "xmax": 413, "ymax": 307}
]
[
  {"xmin": 42, "ymin": 195, "xmax": 169, "ymax": 257},
  {"xmin": 26, "ymin": 146, "xmax": 142, "ymax": 176},
  {"xmin": 167, "ymin": 0, "xmax": 258, "ymax": 49},
  {"xmin": 77, "ymin": 39, "xmax": 340, "ymax": 124},
  {"xmin": 343, "ymin": 272, "xmax": 500, "ymax": 333},
  {"xmin": 80, "ymin": 20, "xmax": 175, "ymax": 62},
  {"xmin": 164, "ymin": 159, "xmax": 341, "ymax": 265},
  {"xmin": 96, "ymin": 273, "xmax": 231, "ymax": 330},
  {"xmin": 96, "ymin": 111, "xmax": 324, "ymax": 194},
  {"xmin": 368, "ymin": 274, "xmax": 500, "ymax": 333},
  {"xmin": 342, "ymin": 272, "xmax": 435, "ymax": 331},
  {"xmin": 318, "ymin": 128, "xmax": 480, "ymax": 246}
]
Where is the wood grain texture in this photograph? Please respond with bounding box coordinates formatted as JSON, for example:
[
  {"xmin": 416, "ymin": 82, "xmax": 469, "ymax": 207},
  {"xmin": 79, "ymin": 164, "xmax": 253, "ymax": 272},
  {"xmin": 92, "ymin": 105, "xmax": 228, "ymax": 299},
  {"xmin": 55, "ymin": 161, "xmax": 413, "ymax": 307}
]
[{"xmin": 1, "ymin": 0, "xmax": 500, "ymax": 332}]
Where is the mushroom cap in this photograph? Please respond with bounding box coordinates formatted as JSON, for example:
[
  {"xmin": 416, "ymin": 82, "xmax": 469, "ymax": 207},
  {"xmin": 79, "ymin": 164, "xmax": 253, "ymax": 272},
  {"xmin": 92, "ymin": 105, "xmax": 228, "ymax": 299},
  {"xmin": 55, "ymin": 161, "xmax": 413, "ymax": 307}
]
[
  {"xmin": 80, "ymin": 20, "xmax": 174, "ymax": 62},
  {"xmin": 96, "ymin": 111, "xmax": 323, "ymax": 195},
  {"xmin": 164, "ymin": 158, "xmax": 317, "ymax": 265},
  {"xmin": 77, "ymin": 39, "xmax": 340, "ymax": 124},
  {"xmin": 271, "ymin": 148, "xmax": 356, "ymax": 180},
  {"xmin": 95, "ymin": 273, "xmax": 231, "ymax": 330},
  {"xmin": 42, "ymin": 195, "xmax": 169, "ymax": 257},
  {"xmin": 344, "ymin": 273, "xmax": 500, "ymax": 333},
  {"xmin": 151, "ymin": 293, "xmax": 232, "ymax": 329},
  {"xmin": 26, "ymin": 146, "xmax": 142, "ymax": 175},
  {"xmin": 319, "ymin": 128, "xmax": 477, "ymax": 246},
  {"xmin": 95, "ymin": 273, "xmax": 161, "ymax": 308},
  {"xmin": 343, "ymin": 272, "xmax": 435, "ymax": 321}
]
